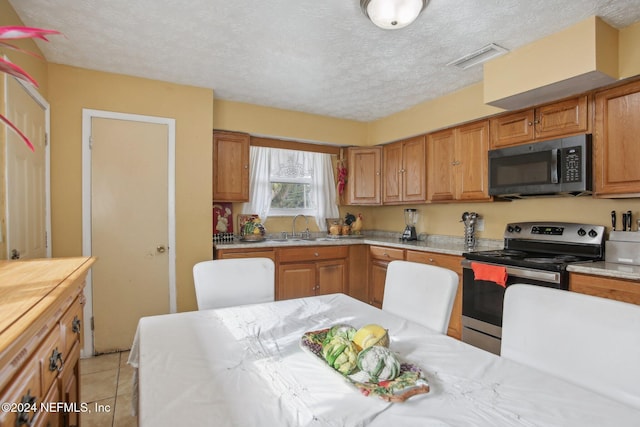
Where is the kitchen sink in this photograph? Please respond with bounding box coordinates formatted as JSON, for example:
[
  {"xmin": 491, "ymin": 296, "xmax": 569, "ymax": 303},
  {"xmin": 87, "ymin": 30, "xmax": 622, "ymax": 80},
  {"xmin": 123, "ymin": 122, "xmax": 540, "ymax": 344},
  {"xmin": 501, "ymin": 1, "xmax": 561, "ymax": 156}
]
[{"xmin": 266, "ymin": 236, "xmax": 317, "ymax": 242}]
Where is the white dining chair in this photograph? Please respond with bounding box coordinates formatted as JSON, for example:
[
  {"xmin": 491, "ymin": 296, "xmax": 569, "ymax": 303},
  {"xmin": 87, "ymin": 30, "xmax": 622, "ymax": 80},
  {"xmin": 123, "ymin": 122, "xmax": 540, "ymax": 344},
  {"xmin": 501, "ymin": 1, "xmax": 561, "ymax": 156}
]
[
  {"xmin": 502, "ymin": 284, "xmax": 640, "ymax": 409},
  {"xmin": 382, "ymin": 260, "xmax": 459, "ymax": 334},
  {"xmin": 192, "ymin": 258, "xmax": 275, "ymax": 310}
]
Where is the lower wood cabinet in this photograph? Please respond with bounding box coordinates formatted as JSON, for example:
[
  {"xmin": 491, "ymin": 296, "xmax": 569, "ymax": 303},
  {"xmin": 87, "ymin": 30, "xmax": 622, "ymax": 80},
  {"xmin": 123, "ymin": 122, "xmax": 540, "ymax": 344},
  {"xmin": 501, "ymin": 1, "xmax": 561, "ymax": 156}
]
[
  {"xmin": 215, "ymin": 244, "xmax": 466, "ymax": 339},
  {"xmin": 215, "ymin": 247, "xmax": 276, "ymax": 261},
  {"xmin": 277, "ymin": 246, "xmax": 348, "ymax": 300},
  {"xmin": 569, "ymin": 272, "xmax": 640, "ymax": 305},
  {"xmin": 348, "ymin": 245, "xmax": 369, "ymax": 303},
  {"xmin": 405, "ymin": 250, "xmax": 464, "ymax": 340},
  {"xmin": 0, "ymin": 257, "xmax": 94, "ymax": 427},
  {"xmin": 368, "ymin": 246, "xmax": 405, "ymax": 308}
]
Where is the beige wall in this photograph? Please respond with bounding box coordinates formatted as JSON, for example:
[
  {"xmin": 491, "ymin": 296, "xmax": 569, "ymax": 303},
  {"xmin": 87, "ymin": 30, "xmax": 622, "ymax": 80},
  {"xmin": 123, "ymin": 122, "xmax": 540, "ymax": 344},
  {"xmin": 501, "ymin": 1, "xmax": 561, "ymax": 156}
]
[
  {"xmin": 355, "ymin": 198, "xmax": 640, "ymax": 241},
  {"xmin": 620, "ymin": 21, "xmax": 640, "ymax": 78},
  {"xmin": 47, "ymin": 64, "xmax": 213, "ymax": 312},
  {"xmin": 366, "ymin": 83, "xmax": 503, "ymax": 145},
  {"xmin": 213, "ymin": 99, "xmax": 367, "ymax": 146},
  {"xmin": 484, "ymin": 16, "xmax": 619, "ymax": 107}
]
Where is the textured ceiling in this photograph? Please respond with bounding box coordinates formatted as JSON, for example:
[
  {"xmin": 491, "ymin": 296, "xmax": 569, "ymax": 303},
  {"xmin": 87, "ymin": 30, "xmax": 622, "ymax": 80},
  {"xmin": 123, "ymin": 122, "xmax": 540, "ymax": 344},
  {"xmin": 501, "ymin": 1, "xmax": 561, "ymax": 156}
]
[{"xmin": 8, "ymin": 0, "xmax": 640, "ymax": 122}]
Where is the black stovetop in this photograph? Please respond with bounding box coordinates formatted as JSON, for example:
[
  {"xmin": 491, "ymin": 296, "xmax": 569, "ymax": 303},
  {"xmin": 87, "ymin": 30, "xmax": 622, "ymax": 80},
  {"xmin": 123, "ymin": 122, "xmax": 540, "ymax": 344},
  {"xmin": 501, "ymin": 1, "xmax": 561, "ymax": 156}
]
[
  {"xmin": 463, "ymin": 249, "xmax": 597, "ymax": 272},
  {"xmin": 463, "ymin": 221, "xmax": 605, "ymax": 272}
]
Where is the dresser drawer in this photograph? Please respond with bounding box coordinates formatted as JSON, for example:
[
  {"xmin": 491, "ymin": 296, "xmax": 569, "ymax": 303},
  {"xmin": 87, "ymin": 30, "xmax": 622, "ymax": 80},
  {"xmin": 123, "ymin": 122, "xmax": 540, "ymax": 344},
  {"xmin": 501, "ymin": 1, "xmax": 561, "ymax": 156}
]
[
  {"xmin": 34, "ymin": 380, "xmax": 61, "ymax": 427},
  {"xmin": 278, "ymin": 246, "xmax": 348, "ymax": 262},
  {"xmin": 369, "ymin": 246, "xmax": 405, "ymax": 261},
  {"xmin": 405, "ymin": 251, "xmax": 463, "ymax": 274},
  {"xmin": 36, "ymin": 325, "xmax": 63, "ymax": 396},
  {"xmin": 0, "ymin": 357, "xmax": 40, "ymax": 427},
  {"xmin": 60, "ymin": 297, "xmax": 83, "ymax": 356}
]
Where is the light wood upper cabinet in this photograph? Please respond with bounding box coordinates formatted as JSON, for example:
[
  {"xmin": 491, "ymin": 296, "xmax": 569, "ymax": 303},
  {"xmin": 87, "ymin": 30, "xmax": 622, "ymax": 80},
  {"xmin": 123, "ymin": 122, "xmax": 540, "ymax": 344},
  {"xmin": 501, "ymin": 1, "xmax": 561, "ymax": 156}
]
[
  {"xmin": 213, "ymin": 130, "xmax": 250, "ymax": 201},
  {"xmin": 457, "ymin": 120, "xmax": 491, "ymax": 201},
  {"xmin": 427, "ymin": 128, "xmax": 456, "ymax": 201},
  {"xmin": 383, "ymin": 142, "xmax": 403, "ymax": 204},
  {"xmin": 346, "ymin": 146, "xmax": 381, "ymax": 205},
  {"xmin": 427, "ymin": 120, "xmax": 491, "ymax": 202},
  {"xmin": 383, "ymin": 135, "xmax": 426, "ymax": 204},
  {"xmin": 594, "ymin": 80, "xmax": 640, "ymax": 197},
  {"xmin": 490, "ymin": 96, "xmax": 589, "ymax": 148}
]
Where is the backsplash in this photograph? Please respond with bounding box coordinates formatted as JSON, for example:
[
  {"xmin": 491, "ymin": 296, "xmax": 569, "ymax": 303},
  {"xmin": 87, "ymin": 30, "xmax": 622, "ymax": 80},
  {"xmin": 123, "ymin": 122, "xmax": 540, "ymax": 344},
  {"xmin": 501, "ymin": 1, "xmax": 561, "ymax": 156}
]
[{"xmin": 228, "ymin": 197, "xmax": 640, "ymax": 241}]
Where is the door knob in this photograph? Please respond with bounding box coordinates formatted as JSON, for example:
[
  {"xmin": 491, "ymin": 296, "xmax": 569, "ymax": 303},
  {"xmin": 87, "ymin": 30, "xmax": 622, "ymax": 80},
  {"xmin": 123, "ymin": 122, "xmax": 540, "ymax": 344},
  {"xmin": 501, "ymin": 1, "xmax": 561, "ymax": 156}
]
[{"xmin": 156, "ymin": 245, "xmax": 166, "ymax": 253}]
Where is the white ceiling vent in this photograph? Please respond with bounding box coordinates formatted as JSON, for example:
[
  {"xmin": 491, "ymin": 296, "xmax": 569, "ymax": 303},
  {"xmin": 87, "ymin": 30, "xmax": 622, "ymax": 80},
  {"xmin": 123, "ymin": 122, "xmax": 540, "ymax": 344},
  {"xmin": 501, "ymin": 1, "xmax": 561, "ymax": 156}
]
[{"xmin": 447, "ymin": 43, "xmax": 509, "ymax": 70}]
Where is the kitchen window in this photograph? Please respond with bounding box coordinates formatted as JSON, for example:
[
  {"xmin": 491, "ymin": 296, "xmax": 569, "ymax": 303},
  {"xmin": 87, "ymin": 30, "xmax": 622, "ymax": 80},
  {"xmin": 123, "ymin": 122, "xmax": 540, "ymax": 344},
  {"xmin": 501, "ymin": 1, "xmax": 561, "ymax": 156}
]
[{"xmin": 242, "ymin": 146, "xmax": 339, "ymax": 230}]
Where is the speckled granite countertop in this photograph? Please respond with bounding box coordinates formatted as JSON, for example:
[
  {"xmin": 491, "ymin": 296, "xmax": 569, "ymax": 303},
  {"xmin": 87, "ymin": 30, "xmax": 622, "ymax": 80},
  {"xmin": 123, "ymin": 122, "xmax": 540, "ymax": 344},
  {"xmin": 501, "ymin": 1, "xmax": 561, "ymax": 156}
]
[
  {"xmin": 214, "ymin": 232, "xmax": 503, "ymax": 257},
  {"xmin": 215, "ymin": 231, "xmax": 640, "ymax": 282},
  {"xmin": 568, "ymin": 262, "xmax": 640, "ymax": 281}
]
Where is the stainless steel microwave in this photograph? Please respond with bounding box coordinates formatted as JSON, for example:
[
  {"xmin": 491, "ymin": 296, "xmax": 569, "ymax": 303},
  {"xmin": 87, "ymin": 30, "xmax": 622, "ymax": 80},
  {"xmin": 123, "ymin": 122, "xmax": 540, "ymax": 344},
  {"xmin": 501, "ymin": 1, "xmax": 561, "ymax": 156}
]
[{"xmin": 488, "ymin": 134, "xmax": 592, "ymax": 198}]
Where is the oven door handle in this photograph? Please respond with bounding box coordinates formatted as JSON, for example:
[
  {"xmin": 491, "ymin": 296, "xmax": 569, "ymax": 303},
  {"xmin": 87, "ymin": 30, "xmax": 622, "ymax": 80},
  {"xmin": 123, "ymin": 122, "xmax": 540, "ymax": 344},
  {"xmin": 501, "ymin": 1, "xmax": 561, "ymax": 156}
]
[{"xmin": 462, "ymin": 259, "xmax": 561, "ymax": 284}]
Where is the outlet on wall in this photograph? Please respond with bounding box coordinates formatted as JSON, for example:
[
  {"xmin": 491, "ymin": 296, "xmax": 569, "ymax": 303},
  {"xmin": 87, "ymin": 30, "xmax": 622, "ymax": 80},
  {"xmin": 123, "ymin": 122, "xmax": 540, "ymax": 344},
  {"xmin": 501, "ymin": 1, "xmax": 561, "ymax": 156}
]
[{"xmin": 476, "ymin": 217, "xmax": 485, "ymax": 231}]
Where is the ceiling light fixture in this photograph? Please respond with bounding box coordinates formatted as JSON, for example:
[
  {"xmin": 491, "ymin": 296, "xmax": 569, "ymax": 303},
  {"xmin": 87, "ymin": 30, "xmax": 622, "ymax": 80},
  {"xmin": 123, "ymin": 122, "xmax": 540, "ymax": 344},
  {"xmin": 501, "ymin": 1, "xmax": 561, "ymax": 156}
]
[{"xmin": 360, "ymin": 0, "xmax": 429, "ymax": 30}]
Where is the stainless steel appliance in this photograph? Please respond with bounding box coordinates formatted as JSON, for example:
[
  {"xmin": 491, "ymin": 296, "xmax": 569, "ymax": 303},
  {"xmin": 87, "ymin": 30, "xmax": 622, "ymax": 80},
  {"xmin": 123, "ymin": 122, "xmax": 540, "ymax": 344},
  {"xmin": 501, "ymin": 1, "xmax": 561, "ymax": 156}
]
[
  {"xmin": 401, "ymin": 208, "xmax": 418, "ymax": 241},
  {"xmin": 461, "ymin": 221, "xmax": 605, "ymax": 355},
  {"xmin": 488, "ymin": 134, "xmax": 592, "ymax": 199},
  {"xmin": 606, "ymin": 230, "xmax": 640, "ymax": 265}
]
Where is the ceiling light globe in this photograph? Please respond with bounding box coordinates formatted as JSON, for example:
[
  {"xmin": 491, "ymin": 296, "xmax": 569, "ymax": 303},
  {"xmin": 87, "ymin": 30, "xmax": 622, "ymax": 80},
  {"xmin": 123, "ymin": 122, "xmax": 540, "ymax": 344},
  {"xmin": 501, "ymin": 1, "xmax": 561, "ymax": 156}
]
[{"xmin": 361, "ymin": 0, "xmax": 427, "ymax": 30}]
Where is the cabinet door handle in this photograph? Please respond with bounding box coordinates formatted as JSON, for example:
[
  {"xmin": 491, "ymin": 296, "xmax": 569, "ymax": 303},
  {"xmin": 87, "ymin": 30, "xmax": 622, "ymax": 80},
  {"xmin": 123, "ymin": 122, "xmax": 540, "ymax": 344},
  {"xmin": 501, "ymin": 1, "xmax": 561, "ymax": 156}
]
[
  {"xmin": 72, "ymin": 316, "xmax": 82, "ymax": 334},
  {"xmin": 49, "ymin": 347, "xmax": 64, "ymax": 372},
  {"xmin": 16, "ymin": 389, "xmax": 36, "ymax": 426},
  {"xmin": 314, "ymin": 252, "xmax": 319, "ymax": 257}
]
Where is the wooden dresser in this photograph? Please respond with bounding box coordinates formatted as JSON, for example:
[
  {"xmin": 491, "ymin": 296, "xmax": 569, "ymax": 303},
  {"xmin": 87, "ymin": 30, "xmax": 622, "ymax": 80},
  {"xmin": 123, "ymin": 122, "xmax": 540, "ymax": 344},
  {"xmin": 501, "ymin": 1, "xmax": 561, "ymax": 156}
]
[{"xmin": 0, "ymin": 257, "xmax": 95, "ymax": 427}]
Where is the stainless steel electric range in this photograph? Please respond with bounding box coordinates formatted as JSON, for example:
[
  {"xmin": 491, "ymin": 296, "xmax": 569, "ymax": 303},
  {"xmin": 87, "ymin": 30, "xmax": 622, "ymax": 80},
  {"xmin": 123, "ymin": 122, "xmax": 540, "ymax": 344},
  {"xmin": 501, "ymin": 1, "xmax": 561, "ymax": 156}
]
[{"xmin": 461, "ymin": 221, "xmax": 605, "ymax": 355}]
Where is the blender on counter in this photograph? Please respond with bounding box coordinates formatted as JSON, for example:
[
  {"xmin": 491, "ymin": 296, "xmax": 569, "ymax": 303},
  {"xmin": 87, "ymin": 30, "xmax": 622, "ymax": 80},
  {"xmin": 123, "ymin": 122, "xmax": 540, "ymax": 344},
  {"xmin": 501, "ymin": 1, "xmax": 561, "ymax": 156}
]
[{"xmin": 402, "ymin": 209, "xmax": 418, "ymax": 241}]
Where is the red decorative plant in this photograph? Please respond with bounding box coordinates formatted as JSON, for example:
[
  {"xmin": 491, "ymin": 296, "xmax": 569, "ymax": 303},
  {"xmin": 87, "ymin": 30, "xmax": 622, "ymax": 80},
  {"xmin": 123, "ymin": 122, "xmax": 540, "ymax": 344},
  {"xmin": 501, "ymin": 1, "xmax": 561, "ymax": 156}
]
[{"xmin": 0, "ymin": 26, "xmax": 61, "ymax": 151}]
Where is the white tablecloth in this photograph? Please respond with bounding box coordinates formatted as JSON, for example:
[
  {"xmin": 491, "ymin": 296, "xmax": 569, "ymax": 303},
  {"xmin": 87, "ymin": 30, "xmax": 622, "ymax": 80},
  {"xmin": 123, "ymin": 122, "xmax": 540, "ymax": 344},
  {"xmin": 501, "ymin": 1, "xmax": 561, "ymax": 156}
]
[{"xmin": 128, "ymin": 293, "xmax": 640, "ymax": 426}]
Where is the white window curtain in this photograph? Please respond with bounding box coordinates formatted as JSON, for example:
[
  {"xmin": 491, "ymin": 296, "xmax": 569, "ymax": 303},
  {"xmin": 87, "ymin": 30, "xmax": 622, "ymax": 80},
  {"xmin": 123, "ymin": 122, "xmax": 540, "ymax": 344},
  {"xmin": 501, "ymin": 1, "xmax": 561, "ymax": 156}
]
[
  {"xmin": 242, "ymin": 146, "xmax": 272, "ymax": 221},
  {"xmin": 311, "ymin": 151, "xmax": 339, "ymax": 231},
  {"xmin": 242, "ymin": 146, "xmax": 339, "ymax": 231}
]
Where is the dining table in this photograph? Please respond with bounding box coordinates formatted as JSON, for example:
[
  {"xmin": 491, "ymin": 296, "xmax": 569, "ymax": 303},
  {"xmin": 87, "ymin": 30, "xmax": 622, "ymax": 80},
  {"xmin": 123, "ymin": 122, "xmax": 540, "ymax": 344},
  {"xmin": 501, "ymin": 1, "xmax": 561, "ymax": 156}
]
[{"xmin": 128, "ymin": 293, "xmax": 640, "ymax": 426}]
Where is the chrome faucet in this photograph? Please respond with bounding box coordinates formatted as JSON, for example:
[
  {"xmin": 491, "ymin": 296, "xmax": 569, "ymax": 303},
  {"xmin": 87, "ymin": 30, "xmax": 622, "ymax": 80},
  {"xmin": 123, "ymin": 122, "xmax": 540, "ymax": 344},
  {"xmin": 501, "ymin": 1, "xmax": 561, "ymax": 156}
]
[{"xmin": 292, "ymin": 214, "xmax": 310, "ymax": 239}]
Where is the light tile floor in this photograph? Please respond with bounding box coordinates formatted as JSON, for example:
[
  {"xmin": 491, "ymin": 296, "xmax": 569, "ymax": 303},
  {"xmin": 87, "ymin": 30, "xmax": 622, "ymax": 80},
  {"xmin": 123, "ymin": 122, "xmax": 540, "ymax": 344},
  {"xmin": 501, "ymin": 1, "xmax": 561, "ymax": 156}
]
[{"xmin": 80, "ymin": 351, "xmax": 137, "ymax": 427}]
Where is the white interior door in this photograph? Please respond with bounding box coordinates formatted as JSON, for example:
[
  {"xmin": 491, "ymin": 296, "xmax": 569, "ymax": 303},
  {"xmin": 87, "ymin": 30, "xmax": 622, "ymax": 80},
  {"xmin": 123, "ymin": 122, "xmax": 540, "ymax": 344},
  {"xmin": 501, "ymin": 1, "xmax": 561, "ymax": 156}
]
[
  {"xmin": 5, "ymin": 76, "xmax": 48, "ymax": 260},
  {"xmin": 86, "ymin": 112, "xmax": 175, "ymax": 354}
]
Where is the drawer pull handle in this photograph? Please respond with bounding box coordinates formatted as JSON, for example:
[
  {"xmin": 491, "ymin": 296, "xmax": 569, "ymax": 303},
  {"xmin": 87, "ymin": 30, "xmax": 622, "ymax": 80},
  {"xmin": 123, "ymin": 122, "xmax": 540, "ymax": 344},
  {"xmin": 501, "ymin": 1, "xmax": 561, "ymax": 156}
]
[
  {"xmin": 49, "ymin": 347, "xmax": 64, "ymax": 372},
  {"xmin": 72, "ymin": 316, "xmax": 82, "ymax": 334},
  {"xmin": 16, "ymin": 389, "xmax": 36, "ymax": 426},
  {"xmin": 314, "ymin": 252, "xmax": 319, "ymax": 257}
]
